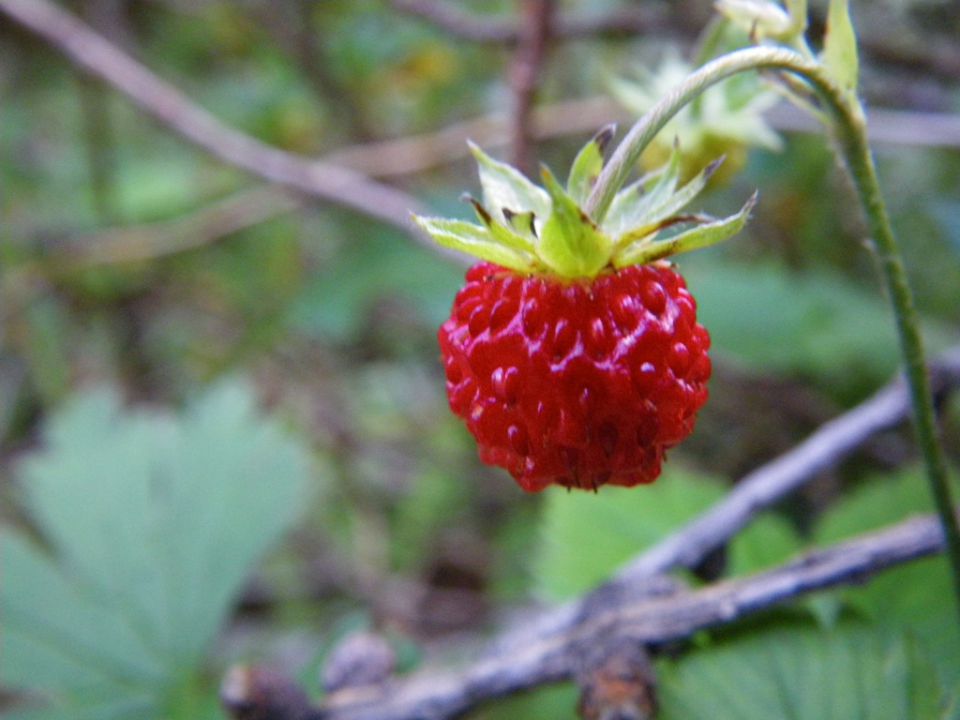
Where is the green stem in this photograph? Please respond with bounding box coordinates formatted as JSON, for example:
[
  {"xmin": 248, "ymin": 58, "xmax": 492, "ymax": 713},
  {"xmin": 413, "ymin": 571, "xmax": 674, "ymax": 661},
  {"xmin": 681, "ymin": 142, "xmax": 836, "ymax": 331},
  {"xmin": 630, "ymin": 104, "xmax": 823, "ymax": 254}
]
[{"xmin": 589, "ymin": 46, "xmax": 960, "ymax": 617}]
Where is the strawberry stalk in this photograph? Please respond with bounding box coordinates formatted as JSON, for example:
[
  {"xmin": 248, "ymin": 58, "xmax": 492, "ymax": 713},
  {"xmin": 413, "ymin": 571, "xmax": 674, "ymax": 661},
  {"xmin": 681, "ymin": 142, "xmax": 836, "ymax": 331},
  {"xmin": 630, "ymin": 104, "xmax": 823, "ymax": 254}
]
[{"xmin": 592, "ymin": 44, "xmax": 960, "ymax": 624}]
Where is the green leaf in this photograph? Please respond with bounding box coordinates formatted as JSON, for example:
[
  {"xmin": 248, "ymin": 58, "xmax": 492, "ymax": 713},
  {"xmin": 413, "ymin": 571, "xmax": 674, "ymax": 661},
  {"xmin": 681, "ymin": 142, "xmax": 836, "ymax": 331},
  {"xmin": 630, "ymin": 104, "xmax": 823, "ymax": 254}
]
[
  {"xmin": 535, "ymin": 469, "xmax": 721, "ymax": 600},
  {"xmin": 538, "ymin": 166, "xmax": 612, "ymax": 279},
  {"xmin": 1, "ymin": 381, "xmax": 312, "ymax": 718},
  {"xmin": 681, "ymin": 259, "xmax": 955, "ymax": 396},
  {"xmin": 603, "ymin": 148, "xmax": 681, "ymax": 238},
  {"xmin": 613, "ymin": 192, "xmax": 756, "ymax": 267},
  {"xmin": 658, "ymin": 622, "xmax": 956, "ymax": 720},
  {"xmin": 468, "ymin": 141, "xmax": 550, "ymax": 222},
  {"xmin": 289, "ymin": 223, "xmax": 463, "ymax": 343},
  {"xmin": 566, "ymin": 124, "xmax": 614, "ymax": 205},
  {"xmin": 464, "ymin": 195, "xmax": 537, "ymax": 254},
  {"xmin": 822, "ymin": 0, "xmax": 859, "ymax": 94},
  {"xmin": 412, "ymin": 215, "xmax": 532, "ymax": 272},
  {"xmin": 611, "ymin": 157, "xmax": 727, "ymax": 249},
  {"xmin": 815, "ymin": 467, "xmax": 960, "ymax": 687},
  {"xmin": 534, "ymin": 467, "xmax": 801, "ymax": 600}
]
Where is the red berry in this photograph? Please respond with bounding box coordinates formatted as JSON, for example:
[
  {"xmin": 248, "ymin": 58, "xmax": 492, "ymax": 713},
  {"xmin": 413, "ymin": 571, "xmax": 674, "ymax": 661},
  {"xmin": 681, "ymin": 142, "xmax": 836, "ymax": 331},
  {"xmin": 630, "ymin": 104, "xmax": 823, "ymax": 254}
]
[{"xmin": 440, "ymin": 262, "xmax": 711, "ymax": 492}]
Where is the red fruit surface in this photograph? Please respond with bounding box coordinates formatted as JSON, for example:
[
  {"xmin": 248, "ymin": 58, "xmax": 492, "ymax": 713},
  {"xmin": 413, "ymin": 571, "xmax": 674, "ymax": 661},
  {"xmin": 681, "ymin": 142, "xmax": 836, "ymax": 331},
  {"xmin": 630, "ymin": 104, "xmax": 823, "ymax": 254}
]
[{"xmin": 439, "ymin": 262, "xmax": 711, "ymax": 492}]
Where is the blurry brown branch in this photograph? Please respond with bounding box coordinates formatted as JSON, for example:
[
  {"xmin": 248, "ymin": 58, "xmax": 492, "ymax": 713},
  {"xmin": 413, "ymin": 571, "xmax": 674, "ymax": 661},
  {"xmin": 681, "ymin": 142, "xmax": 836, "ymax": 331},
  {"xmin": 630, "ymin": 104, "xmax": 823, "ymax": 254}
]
[
  {"xmin": 0, "ymin": 0, "xmax": 436, "ymax": 245},
  {"xmin": 50, "ymin": 187, "xmax": 301, "ymax": 269},
  {"xmin": 508, "ymin": 0, "xmax": 554, "ymax": 173},
  {"xmin": 223, "ymin": 510, "xmax": 953, "ymax": 720},
  {"xmin": 388, "ymin": 0, "xmax": 674, "ymax": 44},
  {"xmin": 49, "ymin": 97, "xmax": 960, "ymax": 270}
]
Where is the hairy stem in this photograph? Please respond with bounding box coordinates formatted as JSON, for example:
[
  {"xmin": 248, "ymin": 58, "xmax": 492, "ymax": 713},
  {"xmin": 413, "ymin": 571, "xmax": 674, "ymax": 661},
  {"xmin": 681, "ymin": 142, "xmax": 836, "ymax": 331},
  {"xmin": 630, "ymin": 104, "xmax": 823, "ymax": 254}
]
[{"xmin": 588, "ymin": 45, "xmax": 960, "ymax": 620}]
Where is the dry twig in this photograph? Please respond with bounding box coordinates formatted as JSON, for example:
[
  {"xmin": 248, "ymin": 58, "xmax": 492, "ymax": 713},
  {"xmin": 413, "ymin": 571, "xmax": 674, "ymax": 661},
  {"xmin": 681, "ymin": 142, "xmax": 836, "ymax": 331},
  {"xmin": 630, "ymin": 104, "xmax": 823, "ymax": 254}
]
[
  {"xmin": 388, "ymin": 0, "xmax": 674, "ymax": 44},
  {"xmin": 222, "ymin": 511, "xmax": 955, "ymax": 720},
  {"xmin": 0, "ymin": 0, "xmax": 429, "ymax": 240},
  {"xmin": 508, "ymin": 0, "xmax": 555, "ymax": 174}
]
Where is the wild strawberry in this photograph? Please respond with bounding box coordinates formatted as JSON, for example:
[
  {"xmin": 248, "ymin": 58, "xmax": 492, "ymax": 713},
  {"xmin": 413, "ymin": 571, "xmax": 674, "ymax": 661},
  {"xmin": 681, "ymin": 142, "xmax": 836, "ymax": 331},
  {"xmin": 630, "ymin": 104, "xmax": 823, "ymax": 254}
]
[{"xmin": 415, "ymin": 127, "xmax": 755, "ymax": 491}]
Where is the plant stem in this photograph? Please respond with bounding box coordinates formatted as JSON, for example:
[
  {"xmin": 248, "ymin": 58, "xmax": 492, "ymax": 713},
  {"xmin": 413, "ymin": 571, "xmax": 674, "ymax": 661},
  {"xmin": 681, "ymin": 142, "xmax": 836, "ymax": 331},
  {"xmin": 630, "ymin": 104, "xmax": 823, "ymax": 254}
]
[{"xmin": 588, "ymin": 46, "xmax": 960, "ymax": 619}]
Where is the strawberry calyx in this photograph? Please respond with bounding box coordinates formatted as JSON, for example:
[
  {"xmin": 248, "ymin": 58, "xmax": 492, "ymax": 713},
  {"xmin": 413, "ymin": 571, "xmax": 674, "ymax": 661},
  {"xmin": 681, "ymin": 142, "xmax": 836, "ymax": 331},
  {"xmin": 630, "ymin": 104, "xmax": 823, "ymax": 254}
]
[{"xmin": 413, "ymin": 126, "xmax": 757, "ymax": 281}]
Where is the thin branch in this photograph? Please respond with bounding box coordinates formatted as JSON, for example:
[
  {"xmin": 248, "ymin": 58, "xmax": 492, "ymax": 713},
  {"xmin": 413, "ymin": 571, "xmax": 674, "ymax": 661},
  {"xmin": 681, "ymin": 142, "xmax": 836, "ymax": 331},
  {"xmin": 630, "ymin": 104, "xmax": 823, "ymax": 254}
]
[
  {"xmin": 388, "ymin": 0, "xmax": 960, "ymax": 88},
  {"xmin": 49, "ymin": 186, "xmax": 302, "ymax": 269},
  {"xmin": 615, "ymin": 344, "xmax": 960, "ymax": 584},
  {"xmin": 0, "ymin": 0, "xmax": 433, "ymax": 241},
  {"xmin": 508, "ymin": 0, "xmax": 554, "ymax": 174},
  {"xmin": 388, "ymin": 0, "xmax": 674, "ymax": 44},
  {"xmin": 223, "ymin": 511, "xmax": 953, "ymax": 720},
  {"xmin": 40, "ymin": 98, "xmax": 960, "ymax": 270}
]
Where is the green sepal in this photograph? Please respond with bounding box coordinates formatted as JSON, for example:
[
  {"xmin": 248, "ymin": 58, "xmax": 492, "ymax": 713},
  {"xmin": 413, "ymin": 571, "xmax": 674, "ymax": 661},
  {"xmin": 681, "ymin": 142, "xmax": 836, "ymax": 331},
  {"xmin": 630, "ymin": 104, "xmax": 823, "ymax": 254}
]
[
  {"xmin": 538, "ymin": 166, "xmax": 612, "ymax": 279},
  {"xmin": 613, "ymin": 192, "xmax": 757, "ymax": 267},
  {"xmin": 503, "ymin": 208, "xmax": 538, "ymax": 238},
  {"xmin": 412, "ymin": 215, "xmax": 532, "ymax": 272},
  {"xmin": 464, "ymin": 195, "xmax": 537, "ymax": 255},
  {"xmin": 468, "ymin": 141, "xmax": 550, "ymax": 222},
  {"xmin": 613, "ymin": 156, "xmax": 725, "ymax": 250},
  {"xmin": 605, "ymin": 146, "xmax": 682, "ymax": 237},
  {"xmin": 822, "ymin": 0, "xmax": 859, "ymax": 95},
  {"xmin": 567, "ymin": 124, "xmax": 615, "ymax": 205}
]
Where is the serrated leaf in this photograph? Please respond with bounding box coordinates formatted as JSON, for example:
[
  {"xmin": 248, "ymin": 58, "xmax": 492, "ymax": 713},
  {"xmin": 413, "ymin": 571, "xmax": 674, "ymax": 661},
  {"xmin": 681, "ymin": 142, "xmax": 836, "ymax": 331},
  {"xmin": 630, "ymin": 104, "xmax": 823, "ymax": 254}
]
[
  {"xmin": 658, "ymin": 622, "xmax": 956, "ymax": 720},
  {"xmin": 0, "ymin": 381, "xmax": 312, "ymax": 718},
  {"xmin": 412, "ymin": 215, "xmax": 532, "ymax": 272},
  {"xmin": 566, "ymin": 125, "xmax": 614, "ymax": 205},
  {"xmin": 468, "ymin": 141, "xmax": 550, "ymax": 223},
  {"xmin": 538, "ymin": 166, "xmax": 612, "ymax": 278},
  {"xmin": 613, "ymin": 192, "xmax": 756, "ymax": 267},
  {"xmin": 815, "ymin": 467, "xmax": 960, "ymax": 687},
  {"xmin": 822, "ymin": 0, "xmax": 859, "ymax": 94}
]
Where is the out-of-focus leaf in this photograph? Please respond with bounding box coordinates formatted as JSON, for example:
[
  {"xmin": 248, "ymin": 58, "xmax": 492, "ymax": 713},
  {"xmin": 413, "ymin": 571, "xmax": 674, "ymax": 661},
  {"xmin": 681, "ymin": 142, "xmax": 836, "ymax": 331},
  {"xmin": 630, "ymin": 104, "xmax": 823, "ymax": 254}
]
[
  {"xmin": 658, "ymin": 622, "xmax": 955, "ymax": 719},
  {"xmin": 289, "ymin": 225, "xmax": 463, "ymax": 343},
  {"xmin": 822, "ymin": 0, "xmax": 860, "ymax": 95},
  {"xmin": 682, "ymin": 258, "xmax": 955, "ymax": 395},
  {"xmin": 0, "ymin": 381, "xmax": 312, "ymax": 718},
  {"xmin": 534, "ymin": 468, "xmax": 802, "ymax": 600},
  {"xmin": 815, "ymin": 467, "xmax": 960, "ymax": 686}
]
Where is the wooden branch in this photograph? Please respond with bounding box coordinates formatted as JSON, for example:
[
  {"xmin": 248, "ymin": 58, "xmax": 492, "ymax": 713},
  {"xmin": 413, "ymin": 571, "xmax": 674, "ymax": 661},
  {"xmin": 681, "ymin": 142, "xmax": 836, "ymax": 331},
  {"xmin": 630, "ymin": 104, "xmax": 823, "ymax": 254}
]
[
  {"xmin": 388, "ymin": 0, "xmax": 960, "ymax": 87},
  {"xmin": 0, "ymin": 0, "xmax": 433, "ymax": 242},
  {"xmin": 36, "ymin": 95, "xmax": 960, "ymax": 270},
  {"xmin": 508, "ymin": 0, "xmax": 554, "ymax": 174},
  {"xmin": 49, "ymin": 186, "xmax": 301, "ymax": 269},
  {"xmin": 222, "ymin": 511, "xmax": 954, "ymax": 720},
  {"xmin": 389, "ymin": 0, "xmax": 674, "ymax": 44}
]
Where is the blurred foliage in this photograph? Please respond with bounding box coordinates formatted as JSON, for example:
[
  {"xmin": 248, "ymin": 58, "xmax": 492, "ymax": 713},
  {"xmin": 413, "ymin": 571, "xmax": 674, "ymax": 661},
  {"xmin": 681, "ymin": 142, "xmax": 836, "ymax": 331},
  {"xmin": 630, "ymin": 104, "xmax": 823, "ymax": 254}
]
[
  {"xmin": 0, "ymin": 382, "xmax": 311, "ymax": 719},
  {"xmin": 656, "ymin": 622, "xmax": 956, "ymax": 720},
  {"xmin": 2, "ymin": 0, "xmax": 960, "ymax": 718}
]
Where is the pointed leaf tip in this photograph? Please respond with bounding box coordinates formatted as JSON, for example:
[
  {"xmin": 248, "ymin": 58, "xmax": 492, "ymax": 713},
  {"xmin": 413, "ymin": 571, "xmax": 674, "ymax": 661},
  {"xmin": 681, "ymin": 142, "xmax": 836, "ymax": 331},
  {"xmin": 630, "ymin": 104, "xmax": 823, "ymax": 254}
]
[
  {"xmin": 704, "ymin": 155, "xmax": 727, "ymax": 180},
  {"xmin": 469, "ymin": 141, "xmax": 550, "ymax": 222},
  {"xmin": 567, "ymin": 128, "xmax": 614, "ymax": 205},
  {"xmin": 594, "ymin": 123, "xmax": 617, "ymax": 155}
]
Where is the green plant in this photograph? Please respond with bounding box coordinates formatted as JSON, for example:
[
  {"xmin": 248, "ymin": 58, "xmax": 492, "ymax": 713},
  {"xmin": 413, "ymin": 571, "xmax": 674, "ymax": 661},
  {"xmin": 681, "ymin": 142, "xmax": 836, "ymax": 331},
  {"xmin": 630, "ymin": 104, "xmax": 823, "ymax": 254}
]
[{"xmin": 0, "ymin": 381, "xmax": 312, "ymax": 719}]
